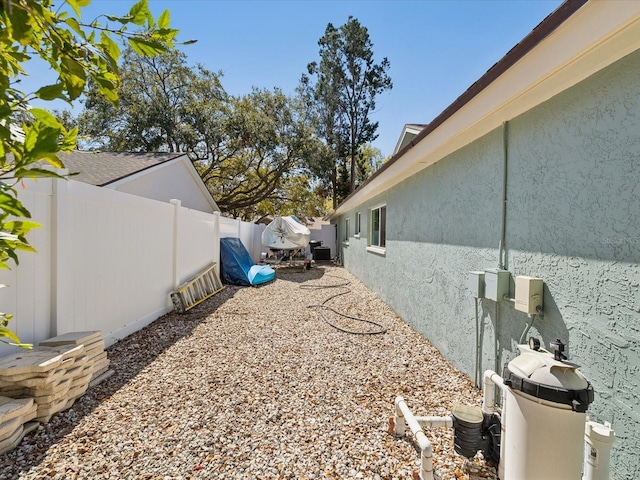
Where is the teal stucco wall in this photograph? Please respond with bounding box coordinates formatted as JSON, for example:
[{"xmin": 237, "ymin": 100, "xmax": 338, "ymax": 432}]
[{"xmin": 336, "ymin": 49, "xmax": 640, "ymax": 479}]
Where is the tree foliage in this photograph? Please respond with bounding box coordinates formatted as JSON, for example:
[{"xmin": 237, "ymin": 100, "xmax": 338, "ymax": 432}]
[
  {"xmin": 303, "ymin": 16, "xmax": 392, "ymax": 207},
  {"xmin": 77, "ymin": 50, "xmax": 326, "ymax": 220},
  {"xmin": 0, "ymin": 0, "xmax": 179, "ymax": 347}
]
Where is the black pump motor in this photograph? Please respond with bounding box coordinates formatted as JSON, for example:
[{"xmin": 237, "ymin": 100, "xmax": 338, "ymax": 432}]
[{"xmin": 451, "ymin": 404, "xmax": 501, "ymax": 465}]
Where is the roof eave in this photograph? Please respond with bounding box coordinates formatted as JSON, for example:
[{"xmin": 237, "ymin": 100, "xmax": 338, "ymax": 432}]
[{"xmin": 332, "ymin": 0, "xmax": 640, "ymax": 219}]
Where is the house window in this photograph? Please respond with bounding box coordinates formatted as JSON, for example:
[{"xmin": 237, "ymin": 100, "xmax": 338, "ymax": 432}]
[
  {"xmin": 369, "ymin": 204, "xmax": 386, "ymax": 250},
  {"xmin": 355, "ymin": 212, "xmax": 361, "ymax": 236},
  {"xmin": 344, "ymin": 217, "xmax": 350, "ymax": 243}
]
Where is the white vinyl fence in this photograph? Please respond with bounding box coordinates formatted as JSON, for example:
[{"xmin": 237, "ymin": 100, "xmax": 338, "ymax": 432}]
[
  {"xmin": 218, "ymin": 215, "xmax": 265, "ymax": 261},
  {"xmin": 0, "ymin": 177, "xmax": 263, "ymax": 357}
]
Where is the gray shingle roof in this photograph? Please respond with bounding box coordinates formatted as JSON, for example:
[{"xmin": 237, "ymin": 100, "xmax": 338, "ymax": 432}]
[{"xmin": 58, "ymin": 151, "xmax": 185, "ymax": 186}]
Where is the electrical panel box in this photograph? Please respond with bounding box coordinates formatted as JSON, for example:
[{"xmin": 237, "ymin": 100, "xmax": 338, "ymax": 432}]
[
  {"xmin": 515, "ymin": 276, "xmax": 544, "ymax": 314},
  {"xmin": 468, "ymin": 271, "xmax": 485, "ymax": 298},
  {"xmin": 484, "ymin": 269, "xmax": 510, "ymax": 301}
]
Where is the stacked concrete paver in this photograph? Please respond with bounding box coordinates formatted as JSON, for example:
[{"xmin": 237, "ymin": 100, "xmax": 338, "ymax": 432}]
[
  {"xmin": 0, "ymin": 330, "xmax": 112, "ymax": 454},
  {"xmin": 0, "ymin": 397, "xmax": 37, "ymax": 454},
  {"xmin": 38, "ymin": 331, "xmax": 111, "ymax": 385},
  {"xmin": 0, "ymin": 344, "xmax": 92, "ymax": 422}
]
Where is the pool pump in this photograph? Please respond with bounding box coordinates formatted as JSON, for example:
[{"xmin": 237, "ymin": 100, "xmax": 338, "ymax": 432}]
[{"xmin": 390, "ymin": 338, "xmax": 615, "ymax": 480}]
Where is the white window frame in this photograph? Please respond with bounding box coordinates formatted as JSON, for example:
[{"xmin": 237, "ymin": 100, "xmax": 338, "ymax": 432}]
[
  {"xmin": 367, "ymin": 204, "xmax": 386, "ymax": 255},
  {"xmin": 343, "ymin": 217, "xmax": 350, "ymax": 245},
  {"xmin": 355, "ymin": 211, "xmax": 362, "ymax": 237}
]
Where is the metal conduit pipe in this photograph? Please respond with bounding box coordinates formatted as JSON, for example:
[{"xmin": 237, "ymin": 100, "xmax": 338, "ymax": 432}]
[
  {"xmin": 499, "ymin": 120, "xmax": 509, "ymax": 270},
  {"xmin": 393, "ymin": 396, "xmax": 452, "ymax": 480}
]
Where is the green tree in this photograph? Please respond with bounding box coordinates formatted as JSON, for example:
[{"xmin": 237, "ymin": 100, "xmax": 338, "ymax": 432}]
[
  {"xmin": 236, "ymin": 175, "xmax": 327, "ymax": 223},
  {"xmin": 78, "ymin": 50, "xmax": 326, "ymax": 218},
  {"xmin": 210, "ymin": 88, "xmax": 323, "ymax": 216},
  {"xmin": 304, "ymin": 16, "xmax": 392, "ymax": 206},
  {"xmin": 356, "ymin": 143, "xmax": 384, "ymax": 184},
  {"xmin": 79, "ymin": 48, "xmax": 225, "ymax": 153},
  {"xmin": 298, "ymin": 50, "xmax": 344, "ymax": 209},
  {"xmin": 0, "ymin": 0, "xmax": 180, "ymax": 347}
]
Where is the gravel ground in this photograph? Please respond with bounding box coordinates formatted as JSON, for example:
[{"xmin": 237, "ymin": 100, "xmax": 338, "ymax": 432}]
[{"xmin": 0, "ymin": 265, "xmax": 498, "ymax": 480}]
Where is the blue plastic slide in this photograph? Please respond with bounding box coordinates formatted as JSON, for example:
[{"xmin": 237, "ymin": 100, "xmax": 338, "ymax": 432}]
[{"xmin": 220, "ymin": 237, "xmax": 275, "ymax": 286}]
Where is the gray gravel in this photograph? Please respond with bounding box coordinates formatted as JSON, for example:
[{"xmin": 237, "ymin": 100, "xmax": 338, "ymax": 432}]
[{"xmin": 0, "ymin": 265, "xmax": 498, "ymax": 480}]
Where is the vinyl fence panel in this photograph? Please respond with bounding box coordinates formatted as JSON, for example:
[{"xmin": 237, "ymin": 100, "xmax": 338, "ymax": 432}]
[
  {"xmin": 0, "ymin": 178, "xmax": 221, "ymax": 357},
  {"xmin": 0, "ymin": 179, "xmax": 54, "ymax": 355},
  {"xmin": 0, "ymin": 177, "xmax": 262, "ymax": 358}
]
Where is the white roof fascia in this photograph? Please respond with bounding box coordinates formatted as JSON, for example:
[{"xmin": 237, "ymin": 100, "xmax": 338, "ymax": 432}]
[
  {"xmin": 334, "ymin": 1, "xmax": 640, "ymax": 216},
  {"xmin": 181, "ymin": 156, "xmax": 220, "ymax": 212}
]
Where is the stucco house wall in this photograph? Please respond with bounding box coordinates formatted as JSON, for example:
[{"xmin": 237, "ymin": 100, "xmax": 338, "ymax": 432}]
[{"xmin": 336, "ymin": 48, "xmax": 640, "ymax": 479}]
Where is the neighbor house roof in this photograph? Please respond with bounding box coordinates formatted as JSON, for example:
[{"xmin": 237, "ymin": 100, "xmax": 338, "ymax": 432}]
[
  {"xmin": 330, "ymin": 0, "xmax": 640, "ymax": 218},
  {"xmin": 54, "ymin": 150, "xmax": 219, "ymax": 213},
  {"xmin": 393, "ymin": 124, "xmax": 428, "ymax": 155},
  {"xmin": 59, "ymin": 151, "xmax": 183, "ymax": 186}
]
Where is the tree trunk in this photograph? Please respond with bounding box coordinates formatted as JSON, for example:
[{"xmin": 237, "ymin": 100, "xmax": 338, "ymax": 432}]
[
  {"xmin": 349, "ymin": 142, "xmax": 356, "ymax": 193},
  {"xmin": 331, "ymin": 165, "xmax": 338, "ymax": 209}
]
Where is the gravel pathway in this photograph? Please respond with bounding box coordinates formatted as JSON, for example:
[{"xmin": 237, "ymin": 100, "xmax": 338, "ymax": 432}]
[{"xmin": 0, "ymin": 265, "xmax": 498, "ymax": 480}]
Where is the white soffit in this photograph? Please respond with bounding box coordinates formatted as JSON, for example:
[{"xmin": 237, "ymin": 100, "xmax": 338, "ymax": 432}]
[{"xmin": 336, "ymin": 1, "xmax": 640, "ymax": 215}]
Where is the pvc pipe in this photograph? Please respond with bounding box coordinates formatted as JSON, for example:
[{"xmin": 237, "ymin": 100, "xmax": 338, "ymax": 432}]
[
  {"xmin": 494, "ymin": 303, "xmax": 500, "ymax": 397},
  {"xmin": 474, "ymin": 297, "xmax": 480, "ymax": 388},
  {"xmin": 482, "ymin": 370, "xmax": 507, "ymax": 480},
  {"xmin": 415, "ymin": 416, "xmax": 453, "ymax": 429},
  {"xmin": 583, "ymin": 420, "xmax": 615, "ymax": 480},
  {"xmin": 394, "ymin": 396, "xmax": 435, "ymax": 480},
  {"xmin": 482, "ymin": 370, "xmax": 505, "ymax": 415}
]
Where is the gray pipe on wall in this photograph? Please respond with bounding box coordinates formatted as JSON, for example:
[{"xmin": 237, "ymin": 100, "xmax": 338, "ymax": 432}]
[
  {"xmin": 494, "ymin": 121, "xmax": 509, "ymax": 392},
  {"xmin": 499, "ymin": 121, "xmax": 509, "ymax": 270}
]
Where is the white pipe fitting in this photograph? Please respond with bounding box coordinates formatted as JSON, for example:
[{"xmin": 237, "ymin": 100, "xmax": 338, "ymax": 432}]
[
  {"xmin": 394, "ymin": 396, "xmax": 437, "ymax": 480},
  {"xmin": 482, "ymin": 370, "xmax": 506, "ymax": 479},
  {"xmin": 482, "ymin": 369, "xmax": 505, "ymax": 415},
  {"xmin": 415, "ymin": 415, "xmax": 454, "ymax": 429},
  {"xmin": 583, "ymin": 419, "xmax": 615, "ymax": 480}
]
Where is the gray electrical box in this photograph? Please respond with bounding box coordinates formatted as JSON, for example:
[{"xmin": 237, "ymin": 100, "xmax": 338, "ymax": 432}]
[
  {"xmin": 468, "ymin": 271, "xmax": 485, "ymax": 298},
  {"xmin": 484, "ymin": 269, "xmax": 510, "ymax": 301}
]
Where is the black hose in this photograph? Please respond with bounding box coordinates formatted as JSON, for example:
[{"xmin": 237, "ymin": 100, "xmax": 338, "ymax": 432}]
[{"xmin": 301, "ymin": 276, "xmax": 387, "ymax": 335}]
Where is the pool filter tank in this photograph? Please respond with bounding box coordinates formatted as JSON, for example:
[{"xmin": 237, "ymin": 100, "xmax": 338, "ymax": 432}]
[
  {"xmin": 500, "ymin": 338, "xmax": 595, "ymax": 479},
  {"xmin": 392, "ymin": 338, "xmax": 614, "ymax": 480}
]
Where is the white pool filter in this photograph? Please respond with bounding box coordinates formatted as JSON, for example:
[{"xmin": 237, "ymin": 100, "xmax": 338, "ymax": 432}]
[
  {"xmin": 391, "ymin": 338, "xmax": 616, "ymax": 480},
  {"xmin": 499, "ymin": 339, "xmax": 594, "ymax": 479}
]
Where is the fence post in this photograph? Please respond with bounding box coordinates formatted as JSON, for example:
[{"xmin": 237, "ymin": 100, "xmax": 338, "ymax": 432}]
[
  {"xmin": 171, "ymin": 199, "xmax": 181, "ymax": 290},
  {"xmin": 214, "ymin": 211, "xmax": 221, "ymax": 278},
  {"xmin": 51, "ymin": 175, "xmax": 73, "ymax": 336}
]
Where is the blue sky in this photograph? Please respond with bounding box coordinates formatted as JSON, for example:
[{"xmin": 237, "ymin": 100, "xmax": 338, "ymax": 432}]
[{"xmin": 32, "ymin": 0, "xmax": 564, "ymax": 157}]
